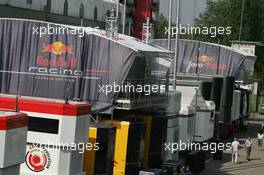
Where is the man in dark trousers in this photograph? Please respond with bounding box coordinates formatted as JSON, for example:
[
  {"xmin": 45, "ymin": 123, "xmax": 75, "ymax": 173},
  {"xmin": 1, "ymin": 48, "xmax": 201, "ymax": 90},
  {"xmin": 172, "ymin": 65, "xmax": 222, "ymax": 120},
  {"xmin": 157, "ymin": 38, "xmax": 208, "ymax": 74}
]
[{"xmin": 245, "ymin": 137, "xmax": 253, "ymax": 161}]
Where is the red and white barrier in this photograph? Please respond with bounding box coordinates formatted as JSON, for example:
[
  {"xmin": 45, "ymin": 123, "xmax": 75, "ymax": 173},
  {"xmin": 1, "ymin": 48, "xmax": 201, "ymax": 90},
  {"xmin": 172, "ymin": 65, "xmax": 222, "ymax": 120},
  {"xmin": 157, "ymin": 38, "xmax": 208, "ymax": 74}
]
[
  {"xmin": 0, "ymin": 94, "xmax": 91, "ymax": 175},
  {"xmin": 0, "ymin": 111, "xmax": 28, "ymax": 175}
]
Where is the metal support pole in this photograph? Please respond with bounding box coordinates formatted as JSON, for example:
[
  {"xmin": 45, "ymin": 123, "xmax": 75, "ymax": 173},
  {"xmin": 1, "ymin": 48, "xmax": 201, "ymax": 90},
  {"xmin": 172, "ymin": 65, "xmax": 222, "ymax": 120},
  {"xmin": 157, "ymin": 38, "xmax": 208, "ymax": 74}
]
[
  {"xmin": 128, "ymin": 22, "xmax": 131, "ymax": 36},
  {"xmin": 116, "ymin": 0, "xmax": 119, "ymax": 18},
  {"xmin": 122, "ymin": 0, "xmax": 127, "ymax": 34},
  {"xmin": 173, "ymin": 0, "xmax": 181, "ymax": 89},
  {"xmin": 238, "ymin": 0, "xmax": 245, "ymax": 48},
  {"xmin": 80, "ymin": 18, "xmax": 83, "ymax": 26},
  {"xmin": 192, "ymin": 0, "xmax": 197, "ymax": 39},
  {"xmin": 168, "ymin": 0, "xmax": 173, "ymax": 49}
]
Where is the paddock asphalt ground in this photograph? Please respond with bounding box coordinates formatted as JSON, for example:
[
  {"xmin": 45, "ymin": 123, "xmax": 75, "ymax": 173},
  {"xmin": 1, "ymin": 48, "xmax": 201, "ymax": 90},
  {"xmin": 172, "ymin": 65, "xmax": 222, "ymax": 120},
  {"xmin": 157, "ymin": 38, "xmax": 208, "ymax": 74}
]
[{"xmin": 200, "ymin": 114, "xmax": 264, "ymax": 175}]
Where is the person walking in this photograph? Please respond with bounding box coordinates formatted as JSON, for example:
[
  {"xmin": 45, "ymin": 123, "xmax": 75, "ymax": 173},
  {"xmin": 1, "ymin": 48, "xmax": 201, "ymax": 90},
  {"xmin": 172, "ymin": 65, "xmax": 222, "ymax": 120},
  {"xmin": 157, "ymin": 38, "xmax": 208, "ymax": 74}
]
[
  {"xmin": 257, "ymin": 132, "xmax": 263, "ymax": 148},
  {"xmin": 231, "ymin": 138, "xmax": 240, "ymax": 164},
  {"xmin": 185, "ymin": 166, "xmax": 193, "ymax": 175},
  {"xmin": 245, "ymin": 137, "xmax": 253, "ymax": 161},
  {"xmin": 179, "ymin": 166, "xmax": 186, "ymax": 175},
  {"xmin": 257, "ymin": 133, "xmax": 261, "ymax": 147}
]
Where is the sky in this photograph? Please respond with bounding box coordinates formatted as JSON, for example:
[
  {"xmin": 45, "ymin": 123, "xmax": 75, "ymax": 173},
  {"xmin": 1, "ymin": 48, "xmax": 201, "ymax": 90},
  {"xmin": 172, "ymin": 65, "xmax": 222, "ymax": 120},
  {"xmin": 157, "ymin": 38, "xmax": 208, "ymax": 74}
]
[{"xmin": 159, "ymin": 0, "xmax": 207, "ymax": 25}]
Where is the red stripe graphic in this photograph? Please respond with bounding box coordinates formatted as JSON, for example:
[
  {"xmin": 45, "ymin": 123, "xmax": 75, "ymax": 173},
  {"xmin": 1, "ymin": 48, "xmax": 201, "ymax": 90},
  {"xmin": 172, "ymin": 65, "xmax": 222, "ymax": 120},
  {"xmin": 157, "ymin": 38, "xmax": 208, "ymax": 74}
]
[
  {"xmin": 0, "ymin": 113, "xmax": 28, "ymax": 130},
  {"xmin": 0, "ymin": 96, "xmax": 91, "ymax": 116}
]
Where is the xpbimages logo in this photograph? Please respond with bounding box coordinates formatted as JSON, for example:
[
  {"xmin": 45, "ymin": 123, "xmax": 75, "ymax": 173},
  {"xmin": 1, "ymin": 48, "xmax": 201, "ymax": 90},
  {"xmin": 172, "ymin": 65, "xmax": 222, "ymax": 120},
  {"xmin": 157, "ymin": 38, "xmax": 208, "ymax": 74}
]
[
  {"xmin": 98, "ymin": 82, "xmax": 166, "ymax": 96},
  {"xmin": 32, "ymin": 25, "xmax": 99, "ymax": 38},
  {"xmin": 164, "ymin": 140, "xmax": 232, "ymax": 154},
  {"xmin": 165, "ymin": 25, "xmax": 232, "ymax": 38}
]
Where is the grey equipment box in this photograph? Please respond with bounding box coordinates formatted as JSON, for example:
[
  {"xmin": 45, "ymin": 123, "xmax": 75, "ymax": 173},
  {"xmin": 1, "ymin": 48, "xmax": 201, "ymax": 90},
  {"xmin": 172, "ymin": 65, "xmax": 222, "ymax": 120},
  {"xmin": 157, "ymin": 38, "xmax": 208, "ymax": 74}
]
[{"xmin": 139, "ymin": 168, "xmax": 162, "ymax": 175}]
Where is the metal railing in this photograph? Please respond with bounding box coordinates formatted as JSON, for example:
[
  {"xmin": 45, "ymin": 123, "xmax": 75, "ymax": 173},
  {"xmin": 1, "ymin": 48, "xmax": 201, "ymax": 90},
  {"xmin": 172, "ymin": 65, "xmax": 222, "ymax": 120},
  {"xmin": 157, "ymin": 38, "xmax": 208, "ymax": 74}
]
[{"xmin": 115, "ymin": 78, "xmax": 169, "ymax": 109}]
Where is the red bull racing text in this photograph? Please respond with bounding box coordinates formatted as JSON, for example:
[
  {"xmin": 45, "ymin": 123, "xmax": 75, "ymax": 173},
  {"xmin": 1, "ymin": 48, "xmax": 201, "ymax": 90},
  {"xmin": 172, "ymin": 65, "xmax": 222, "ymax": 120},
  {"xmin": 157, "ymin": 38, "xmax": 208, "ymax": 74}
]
[
  {"xmin": 29, "ymin": 41, "xmax": 82, "ymax": 77},
  {"xmin": 28, "ymin": 41, "xmax": 107, "ymax": 79}
]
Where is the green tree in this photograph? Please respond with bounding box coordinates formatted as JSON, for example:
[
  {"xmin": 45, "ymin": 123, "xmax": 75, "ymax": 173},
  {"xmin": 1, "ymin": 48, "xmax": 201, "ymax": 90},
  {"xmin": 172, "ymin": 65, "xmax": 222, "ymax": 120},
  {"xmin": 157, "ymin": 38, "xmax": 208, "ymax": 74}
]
[
  {"xmin": 193, "ymin": 0, "xmax": 264, "ymax": 90},
  {"xmin": 154, "ymin": 14, "xmax": 169, "ymax": 38}
]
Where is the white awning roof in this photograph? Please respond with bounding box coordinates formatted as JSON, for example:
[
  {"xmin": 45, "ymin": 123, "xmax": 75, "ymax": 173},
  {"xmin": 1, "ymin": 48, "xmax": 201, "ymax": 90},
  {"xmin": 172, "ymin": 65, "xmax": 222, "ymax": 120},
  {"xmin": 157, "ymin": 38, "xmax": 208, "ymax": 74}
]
[
  {"xmin": 73, "ymin": 25, "xmax": 172, "ymax": 53},
  {"xmin": 1, "ymin": 18, "xmax": 172, "ymax": 54}
]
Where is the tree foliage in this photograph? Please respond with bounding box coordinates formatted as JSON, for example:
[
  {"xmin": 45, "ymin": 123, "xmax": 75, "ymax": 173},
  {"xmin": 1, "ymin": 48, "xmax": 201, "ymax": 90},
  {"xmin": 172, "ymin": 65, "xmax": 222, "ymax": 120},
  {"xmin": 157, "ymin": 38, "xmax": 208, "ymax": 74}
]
[
  {"xmin": 154, "ymin": 14, "xmax": 169, "ymax": 39},
  {"xmin": 194, "ymin": 0, "xmax": 264, "ymax": 44},
  {"xmin": 154, "ymin": 1, "xmax": 264, "ymax": 90},
  {"xmin": 192, "ymin": 0, "xmax": 264, "ymax": 90}
]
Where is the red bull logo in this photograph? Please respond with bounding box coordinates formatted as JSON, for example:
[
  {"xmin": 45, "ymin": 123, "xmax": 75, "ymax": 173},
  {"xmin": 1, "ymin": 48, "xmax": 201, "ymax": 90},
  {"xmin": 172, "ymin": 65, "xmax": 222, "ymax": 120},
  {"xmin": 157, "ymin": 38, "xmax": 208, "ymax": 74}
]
[
  {"xmin": 199, "ymin": 55, "xmax": 213, "ymax": 63},
  {"xmin": 28, "ymin": 41, "xmax": 80, "ymax": 76},
  {"xmin": 42, "ymin": 41, "xmax": 73, "ymax": 55},
  {"xmin": 36, "ymin": 41, "xmax": 76, "ymax": 69}
]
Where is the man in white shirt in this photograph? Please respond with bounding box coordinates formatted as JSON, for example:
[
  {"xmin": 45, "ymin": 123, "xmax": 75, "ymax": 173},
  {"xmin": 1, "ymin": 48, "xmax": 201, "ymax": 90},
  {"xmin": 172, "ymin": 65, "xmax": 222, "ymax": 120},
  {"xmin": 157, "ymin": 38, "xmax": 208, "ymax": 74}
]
[
  {"xmin": 245, "ymin": 137, "xmax": 253, "ymax": 161},
  {"xmin": 231, "ymin": 138, "xmax": 240, "ymax": 163},
  {"xmin": 258, "ymin": 133, "xmax": 263, "ymax": 148}
]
